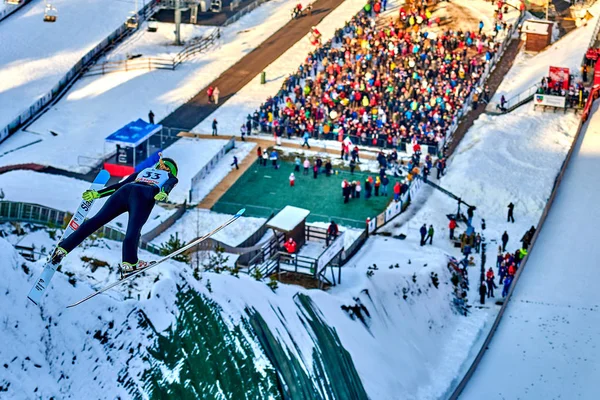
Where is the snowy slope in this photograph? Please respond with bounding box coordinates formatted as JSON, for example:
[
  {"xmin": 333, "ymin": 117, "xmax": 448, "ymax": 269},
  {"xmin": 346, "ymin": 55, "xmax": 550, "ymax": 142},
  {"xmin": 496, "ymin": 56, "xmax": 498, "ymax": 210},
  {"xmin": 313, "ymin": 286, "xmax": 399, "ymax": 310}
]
[
  {"xmin": 150, "ymin": 208, "xmax": 267, "ymax": 247},
  {"xmin": 0, "ymin": 0, "xmax": 133, "ymax": 130},
  {"xmin": 0, "ymin": 219, "xmax": 473, "ymax": 400},
  {"xmin": 0, "ymin": 0, "xmax": 315, "ymax": 173},
  {"xmin": 460, "ymin": 102, "xmax": 600, "ymax": 399},
  {"xmin": 490, "ymin": 2, "xmax": 600, "ymax": 106},
  {"xmin": 0, "ymin": 101, "xmax": 583, "ymax": 400}
]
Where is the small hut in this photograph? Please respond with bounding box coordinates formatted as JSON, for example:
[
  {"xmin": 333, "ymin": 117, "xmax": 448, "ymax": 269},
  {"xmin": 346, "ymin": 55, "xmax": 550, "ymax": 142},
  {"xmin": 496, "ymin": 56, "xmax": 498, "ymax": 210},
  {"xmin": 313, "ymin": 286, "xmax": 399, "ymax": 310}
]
[
  {"xmin": 266, "ymin": 206, "xmax": 310, "ymax": 247},
  {"xmin": 522, "ymin": 20, "xmax": 553, "ymax": 52}
]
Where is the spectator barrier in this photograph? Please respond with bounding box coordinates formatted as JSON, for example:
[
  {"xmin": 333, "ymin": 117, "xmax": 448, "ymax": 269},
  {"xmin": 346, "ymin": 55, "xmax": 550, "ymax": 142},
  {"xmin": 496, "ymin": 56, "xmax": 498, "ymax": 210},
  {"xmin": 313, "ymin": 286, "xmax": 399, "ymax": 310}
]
[
  {"xmin": 366, "ymin": 175, "xmax": 421, "ymax": 234},
  {"xmin": 0, "ymin": 1, "xmax": 159, "ymax": 144},
  {"xmin": 189, "ymin": 137, "xmax": 236, "ymax": 203}
]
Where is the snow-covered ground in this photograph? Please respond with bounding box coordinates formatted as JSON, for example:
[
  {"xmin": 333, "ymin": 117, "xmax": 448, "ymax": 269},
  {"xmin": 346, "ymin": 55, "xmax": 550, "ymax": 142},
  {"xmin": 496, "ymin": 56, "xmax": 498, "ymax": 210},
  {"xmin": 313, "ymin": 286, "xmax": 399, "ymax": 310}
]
[
  {"xmin": 160, "ymin": 137, "xmax": 229, "ymax": 204},
  {"xmin": 150, "ymin": 208, "xmax": 267, "ymax": 247},
  {"xmin": 0, "ymin": 0, "xmax": 132, "ymax": 131},
  {"xmin": 490, "ymin": 2, "xmax": 600, "ymax": 107},
  {"xmin": 0, "ymin": 170, "xmax": 175, "ymax": 235},
  {"xmin": 460, "ymin": 102, "xmax": 600, "ymax": 400},
  {"xmin": 0, "ymin": 0, "xmax": 315, "ymax": 172}
]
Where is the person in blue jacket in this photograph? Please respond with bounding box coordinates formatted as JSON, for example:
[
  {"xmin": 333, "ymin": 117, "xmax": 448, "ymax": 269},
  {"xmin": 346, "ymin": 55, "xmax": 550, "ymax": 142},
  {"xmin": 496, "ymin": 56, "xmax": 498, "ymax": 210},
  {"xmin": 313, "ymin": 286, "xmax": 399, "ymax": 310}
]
[
  {"xmin": 50, "ymin": 156, "xmax": 178, "ymax": 277},
  {"xmin": 302, "ymin": 131, "xmax": 311, "ymax": 148},
  {"xmin": 420, "ymin": 224, "xmax": 427, "ymax": 246}
]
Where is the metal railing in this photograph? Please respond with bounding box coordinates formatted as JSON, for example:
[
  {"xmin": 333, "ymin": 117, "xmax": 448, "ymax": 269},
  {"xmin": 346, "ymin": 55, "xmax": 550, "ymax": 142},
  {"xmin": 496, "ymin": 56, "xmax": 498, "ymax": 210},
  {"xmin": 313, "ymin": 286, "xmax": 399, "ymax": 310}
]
[
  {"xmin": 502, "ymin": 83, "xmax": 540, "ymax": 111},
  {"xmin": 84, "ymin": 57, "xmax": 175, "ymax": 76},
  {"xmin": 0, "ymin": 201, "xmax": 66, "ymax": 227},
  {"xmin": 84, "ymin": 27, "xmax": 220, "ymax": 77}
]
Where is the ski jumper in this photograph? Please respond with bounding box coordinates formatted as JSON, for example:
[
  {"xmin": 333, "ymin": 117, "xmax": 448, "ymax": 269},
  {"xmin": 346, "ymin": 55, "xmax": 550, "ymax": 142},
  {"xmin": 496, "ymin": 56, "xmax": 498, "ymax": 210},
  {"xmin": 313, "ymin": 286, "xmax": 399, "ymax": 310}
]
[{"xmin": 59, "ymin": 168, "xmax": 178, "ymax": 264}]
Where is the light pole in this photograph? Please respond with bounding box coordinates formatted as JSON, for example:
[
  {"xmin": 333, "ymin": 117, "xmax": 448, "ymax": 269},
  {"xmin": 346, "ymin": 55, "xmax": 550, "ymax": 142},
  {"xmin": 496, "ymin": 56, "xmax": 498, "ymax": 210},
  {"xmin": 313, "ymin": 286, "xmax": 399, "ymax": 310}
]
[{"xmin": 174, "ymin": 0, "xmax": 182, "ymax": 45}]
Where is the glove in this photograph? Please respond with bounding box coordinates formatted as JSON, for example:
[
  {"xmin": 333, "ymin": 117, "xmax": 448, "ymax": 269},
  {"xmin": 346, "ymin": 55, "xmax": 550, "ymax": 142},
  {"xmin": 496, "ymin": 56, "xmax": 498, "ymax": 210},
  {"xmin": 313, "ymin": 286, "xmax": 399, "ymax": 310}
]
[
  {"xmin": 82, "ymin": 190, "xmax": 100, "ymax": 202},
  {"xmin": 154, "ymin": 190, "xmax": 168, "ymax": 202}
]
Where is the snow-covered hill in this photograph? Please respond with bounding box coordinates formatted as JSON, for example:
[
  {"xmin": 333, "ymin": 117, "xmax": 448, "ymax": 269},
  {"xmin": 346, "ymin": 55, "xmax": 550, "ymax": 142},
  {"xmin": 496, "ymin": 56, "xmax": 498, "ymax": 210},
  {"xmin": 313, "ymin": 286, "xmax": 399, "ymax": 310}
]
[
  {"xmin": 0, "ymin": 0, "xmax": 133, "ymax": 131},
  {"xmin": 0, "ymin": 225, "xmax": 476, "ymax": 399}
]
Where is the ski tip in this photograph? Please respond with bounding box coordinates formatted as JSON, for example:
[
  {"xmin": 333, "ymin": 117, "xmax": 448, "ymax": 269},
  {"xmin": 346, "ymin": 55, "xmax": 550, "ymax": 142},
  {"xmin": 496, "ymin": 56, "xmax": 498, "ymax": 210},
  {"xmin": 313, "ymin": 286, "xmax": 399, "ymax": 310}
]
[
  {"xmin": 235, "ymin": 208, "xmax": 246, "ymax": 217},
  {"xmin": 95, "ymin": 169, "xmax": 111, "ymax": 184}
]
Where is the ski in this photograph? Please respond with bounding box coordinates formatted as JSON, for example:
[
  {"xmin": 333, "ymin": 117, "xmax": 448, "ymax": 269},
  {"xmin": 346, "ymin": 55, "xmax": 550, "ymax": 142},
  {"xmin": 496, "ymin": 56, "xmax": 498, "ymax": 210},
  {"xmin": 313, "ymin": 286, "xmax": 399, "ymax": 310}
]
[
  {"xmin": 27, "ymin": 170, "xmax": 111, "ymax": 306},
  {"xmin": 66, "ymin": 208, "xmax": 246, "ymax": 308}
]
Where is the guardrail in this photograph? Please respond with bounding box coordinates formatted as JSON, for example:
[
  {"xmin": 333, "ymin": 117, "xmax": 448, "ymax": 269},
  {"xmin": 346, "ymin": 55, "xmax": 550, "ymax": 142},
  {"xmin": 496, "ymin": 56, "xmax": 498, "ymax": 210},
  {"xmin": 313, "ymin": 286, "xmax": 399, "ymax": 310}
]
[
  {"xmin": 502, "ymin": 83, "xmax": 540, "ymax": 111},
  {"xmin": 84, "ymin": 27, "xmax": 221, "ymax": 77},
  {"xmin": 447, "ymin": 68, "xmax": 600, "ymax": 400},
  {"xmin": 0, "ymin": 1, "xmax": 159, "ymax": 144},
  {"xmin": 85, "ymin": 57, "xmax": 175, "ymax": 76}
]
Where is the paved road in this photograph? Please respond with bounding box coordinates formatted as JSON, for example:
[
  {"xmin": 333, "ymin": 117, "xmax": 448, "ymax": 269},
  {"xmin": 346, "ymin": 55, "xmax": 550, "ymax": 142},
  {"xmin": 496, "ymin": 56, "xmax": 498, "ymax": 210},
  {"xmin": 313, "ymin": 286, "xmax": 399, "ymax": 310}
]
[{"xmin": 159, "ymin": 0, "xmax": 346, "ymax": 130}]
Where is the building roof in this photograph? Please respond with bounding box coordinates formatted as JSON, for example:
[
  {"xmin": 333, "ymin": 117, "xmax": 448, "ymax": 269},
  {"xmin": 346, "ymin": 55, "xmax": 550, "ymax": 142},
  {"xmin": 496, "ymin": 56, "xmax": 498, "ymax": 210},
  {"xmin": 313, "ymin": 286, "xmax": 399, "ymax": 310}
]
[
  {"xmin": 522, "ymin": 20, "xmax": 553, "ymax": 35},
  {"xmin": 105, "ymin": 118, "xmax": 162, "ymax": 148},
  {"xmin": 267, "ymin": 206, "xmax": 310, "ymax": 232}
]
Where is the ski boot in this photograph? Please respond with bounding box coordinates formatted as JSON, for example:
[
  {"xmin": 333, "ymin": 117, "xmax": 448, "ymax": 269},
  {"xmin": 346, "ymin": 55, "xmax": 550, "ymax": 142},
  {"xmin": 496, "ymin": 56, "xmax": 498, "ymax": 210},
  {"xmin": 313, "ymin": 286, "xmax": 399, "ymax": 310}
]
[
  {"xmin": 50, "ymin": 247, "xmax": 68, "ymax": 265},
  {"xmin": 120, "ymin": 260, "xmax": 154, "ymax": 279}
]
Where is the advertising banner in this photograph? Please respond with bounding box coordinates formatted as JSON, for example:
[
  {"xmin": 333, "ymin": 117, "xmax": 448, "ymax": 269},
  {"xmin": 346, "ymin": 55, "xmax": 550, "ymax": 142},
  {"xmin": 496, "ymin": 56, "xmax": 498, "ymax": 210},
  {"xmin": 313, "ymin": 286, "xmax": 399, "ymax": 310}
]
[
  {"xmin": 534, "ymin": 94, "xmax": 566, "ymax": 108},
  {"xmin": 548, "ymin": 66, "xmax": 570, "ymax": 90},
  {"xmin": 316, "ymin": 232, "xmax": 345, "ymax": 272}
]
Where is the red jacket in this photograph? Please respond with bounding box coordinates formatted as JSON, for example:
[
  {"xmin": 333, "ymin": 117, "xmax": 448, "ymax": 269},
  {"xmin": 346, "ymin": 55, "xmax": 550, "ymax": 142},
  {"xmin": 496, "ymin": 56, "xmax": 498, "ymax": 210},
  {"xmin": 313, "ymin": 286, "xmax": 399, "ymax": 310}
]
[
  {"xmin": 449, "ymin": 219, "xmax": 457, "ymax": 229},
  {"xmin": 284, "ymin": 239, "xmax": 297, "ymax": 253},
  {"xmin": 393, "ymin": 182, "xmax": 401, "ymax": 194},
  {"xmin": 486, "ymin": 270, "xmax": 494, "ymax": 280},
  {"xmin": 508, "ymin": 264, "xmax": 516, "ymax": 276}
]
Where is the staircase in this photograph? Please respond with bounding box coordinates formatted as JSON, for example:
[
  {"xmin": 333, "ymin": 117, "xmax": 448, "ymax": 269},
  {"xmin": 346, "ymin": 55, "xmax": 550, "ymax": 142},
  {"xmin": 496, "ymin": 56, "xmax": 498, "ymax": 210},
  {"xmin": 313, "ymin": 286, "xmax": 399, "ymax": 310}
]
[{"xmin": 486, "ymin": 84, "xmax": 540, "ymax": 115}]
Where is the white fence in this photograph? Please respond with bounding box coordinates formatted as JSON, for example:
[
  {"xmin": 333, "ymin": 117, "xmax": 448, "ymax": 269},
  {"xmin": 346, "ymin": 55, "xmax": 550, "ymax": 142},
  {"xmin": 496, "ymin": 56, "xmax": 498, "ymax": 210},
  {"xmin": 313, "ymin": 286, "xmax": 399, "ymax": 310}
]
[
  {"xmin": 0, "ymin": 1, "xmax": 158, "ymax": 143},
  {"xmin": 189, "ymin": 137, "xmax": 236, "ymax": 203}
]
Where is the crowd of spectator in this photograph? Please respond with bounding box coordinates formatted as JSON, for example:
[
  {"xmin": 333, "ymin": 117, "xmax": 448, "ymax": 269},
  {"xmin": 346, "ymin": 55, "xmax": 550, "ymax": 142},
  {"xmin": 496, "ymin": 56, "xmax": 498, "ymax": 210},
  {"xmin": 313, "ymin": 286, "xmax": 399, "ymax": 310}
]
[{"xmin": 251, "ymin": 0, "xmax": 511, "ymax": 150}]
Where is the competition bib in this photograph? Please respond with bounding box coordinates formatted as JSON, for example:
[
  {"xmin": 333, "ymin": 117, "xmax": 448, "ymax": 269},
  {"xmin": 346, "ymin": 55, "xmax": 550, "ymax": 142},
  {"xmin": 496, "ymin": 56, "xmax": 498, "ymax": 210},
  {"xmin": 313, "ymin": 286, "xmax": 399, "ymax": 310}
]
[{"xmin": 135, "ymin": 168, "xmax": 169, "ymax": 188}]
